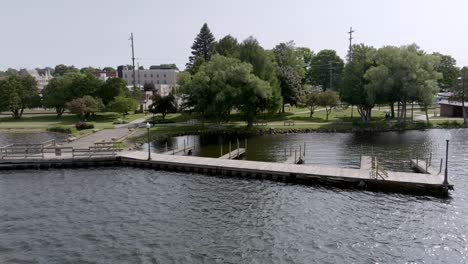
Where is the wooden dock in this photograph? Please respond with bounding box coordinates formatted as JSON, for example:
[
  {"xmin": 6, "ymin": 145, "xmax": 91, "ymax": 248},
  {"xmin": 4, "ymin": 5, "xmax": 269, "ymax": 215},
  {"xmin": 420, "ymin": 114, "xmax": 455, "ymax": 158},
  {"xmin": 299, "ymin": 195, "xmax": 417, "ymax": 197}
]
[
  {"xmin": 118, "ymin": 151, "xmax": 453, "ymax": 196},
  {"xmin": 0, "ymin": 146, "xmax": 454, "ymax": 196},
  {"xmin": 283, "ymin": 154, "xmax": 303, "ymax": 164},
  {"xmin": 219, "ymin": 148, "xmax": 245, "ymax": 159},
  {"xmin": 161, "ymin": 146, "xmax": 194, "ymax": 155},
  {"xmin": 410, "ymin": 159, "xmax": 438, "ymax": 175}
]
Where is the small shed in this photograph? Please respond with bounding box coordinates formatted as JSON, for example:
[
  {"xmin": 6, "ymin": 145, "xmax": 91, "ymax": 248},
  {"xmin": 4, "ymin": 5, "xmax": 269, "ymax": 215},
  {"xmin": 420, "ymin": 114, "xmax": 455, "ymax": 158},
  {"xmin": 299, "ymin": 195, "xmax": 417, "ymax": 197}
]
[{"xmin": 438, "ymin": 99, "xmax": 468, "ymax": 117}]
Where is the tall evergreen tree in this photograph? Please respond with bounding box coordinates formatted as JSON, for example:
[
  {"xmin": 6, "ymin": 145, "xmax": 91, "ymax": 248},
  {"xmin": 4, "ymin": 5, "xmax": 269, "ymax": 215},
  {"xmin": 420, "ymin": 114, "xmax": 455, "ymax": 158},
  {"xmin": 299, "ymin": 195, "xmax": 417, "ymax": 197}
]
[{"xmin": 186, "ymin": 23, "xmax": 215, "ymax": 70}]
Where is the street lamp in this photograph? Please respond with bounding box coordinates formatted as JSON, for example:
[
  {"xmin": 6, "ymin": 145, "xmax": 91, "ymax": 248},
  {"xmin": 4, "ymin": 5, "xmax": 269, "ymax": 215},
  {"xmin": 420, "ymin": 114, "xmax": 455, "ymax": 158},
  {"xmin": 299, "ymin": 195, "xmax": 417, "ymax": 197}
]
[
  {"xmin": 146, "ymin": 122, "xmax": 151, "ymax": 161},
  {"xmin": 444, "ymin": 138, "xmax": 450, "ymax": 185}
]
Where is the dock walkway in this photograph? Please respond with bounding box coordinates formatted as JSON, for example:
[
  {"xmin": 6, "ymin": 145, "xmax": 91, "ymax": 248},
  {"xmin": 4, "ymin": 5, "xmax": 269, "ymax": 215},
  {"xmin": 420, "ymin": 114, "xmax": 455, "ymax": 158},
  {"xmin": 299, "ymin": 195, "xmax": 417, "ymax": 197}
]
[{"xmin": 219, "ymin": 148, "xmax": 245, "ymax": 159}]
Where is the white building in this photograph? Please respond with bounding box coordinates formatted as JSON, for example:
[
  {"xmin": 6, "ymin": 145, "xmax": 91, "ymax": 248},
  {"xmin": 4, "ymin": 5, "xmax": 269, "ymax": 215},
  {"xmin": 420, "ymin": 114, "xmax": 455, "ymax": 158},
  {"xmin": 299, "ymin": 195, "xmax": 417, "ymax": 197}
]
[
  {"xmin": 26, "ymin": 69, "xmax": 53, "ymax": 90},
  {"xmin": 120, "ymin": 66, "xmax": 179, "ymax": 95}
]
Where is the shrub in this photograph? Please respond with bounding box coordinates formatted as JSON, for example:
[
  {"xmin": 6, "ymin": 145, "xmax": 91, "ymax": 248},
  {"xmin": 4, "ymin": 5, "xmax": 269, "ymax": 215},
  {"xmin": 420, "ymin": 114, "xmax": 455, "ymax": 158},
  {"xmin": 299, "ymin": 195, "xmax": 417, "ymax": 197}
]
[
  {"xmin": 75, "ymin": 121, "xmax": 94, "ymax": 130},
  {"xmin": 47, "ymin": 126, "xmax": 72, "ymax": 134}
]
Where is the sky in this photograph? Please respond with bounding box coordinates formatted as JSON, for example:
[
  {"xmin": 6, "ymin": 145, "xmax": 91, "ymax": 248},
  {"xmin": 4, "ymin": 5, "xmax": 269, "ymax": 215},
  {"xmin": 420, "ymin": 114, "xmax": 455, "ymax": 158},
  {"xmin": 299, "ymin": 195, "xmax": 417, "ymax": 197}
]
[{"xmin": 1, "ymin": 0, "xmax": 467, "ymax": 71}]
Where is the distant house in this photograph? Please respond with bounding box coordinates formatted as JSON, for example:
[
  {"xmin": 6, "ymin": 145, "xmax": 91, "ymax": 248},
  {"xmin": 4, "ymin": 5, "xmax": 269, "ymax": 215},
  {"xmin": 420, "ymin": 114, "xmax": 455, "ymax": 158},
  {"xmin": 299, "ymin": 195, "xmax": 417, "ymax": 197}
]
[
  {"xmin": 25, "ymin": 69, "xmax": 53, "ymax": 90},
  {"xmin": 438, "ymin": 99, "xmax": 468, "ymax": 117},
  {"xmin": 95, "ymin": 70, "xmax": 117, "ymax": 81}
]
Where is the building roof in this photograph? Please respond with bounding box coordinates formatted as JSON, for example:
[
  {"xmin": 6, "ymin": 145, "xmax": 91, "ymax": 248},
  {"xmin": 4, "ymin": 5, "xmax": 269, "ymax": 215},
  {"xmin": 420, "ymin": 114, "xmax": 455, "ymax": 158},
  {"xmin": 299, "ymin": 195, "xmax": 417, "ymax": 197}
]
[{"xmin": 438, "ymin": 99, "xmax": 468, "ymax": 107}]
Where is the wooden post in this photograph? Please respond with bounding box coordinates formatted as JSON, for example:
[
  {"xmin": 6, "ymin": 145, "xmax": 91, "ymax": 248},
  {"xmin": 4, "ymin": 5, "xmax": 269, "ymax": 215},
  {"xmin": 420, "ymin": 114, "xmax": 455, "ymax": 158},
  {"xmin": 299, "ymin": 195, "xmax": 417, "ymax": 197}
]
[
  {"xmin": 237, "ymin": 139, "xmax": 240, "ymax": 157},
  {"xmin": 245, "ymin": 139, "xmax": 247, "ymax": 151},
  {"xmin": 183, "ymin": 139, "xmax": 186, "ymax": 154},
  {"xmin": 165, "ymin": 142, "xmax": 168, "ymax": 153},
  {"xmin": 303, "ymin": 142, "xmax": 306, "ymax": 156},
  {"xmin": 416, "ymin": 155, "xmax": 419, "ymax": 167},
  {"xmin": 299, "ymin": 145, "xmax": 302, "ymax": 159},
  {"xmin": 294, "ymin": 149, "xmax": 297, "ymax": 163},
  {"xmin": 429, "ymin": 152, "xmax": 432, "ymax": 166},
  {"xmin": 229, "ymin": 142, "xmax": 231, "ymax": 159},
  {"xmin": 425, "ymin": 158, "xmax": 428, "ymax": 172}
]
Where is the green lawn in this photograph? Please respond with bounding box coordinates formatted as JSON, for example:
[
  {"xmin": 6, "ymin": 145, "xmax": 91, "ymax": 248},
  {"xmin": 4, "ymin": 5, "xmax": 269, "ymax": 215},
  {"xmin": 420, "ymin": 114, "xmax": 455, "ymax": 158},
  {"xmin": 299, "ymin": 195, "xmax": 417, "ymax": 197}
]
[{"xmin": 0, "ymin": 112, "xmax": 147, "ymax": 131}]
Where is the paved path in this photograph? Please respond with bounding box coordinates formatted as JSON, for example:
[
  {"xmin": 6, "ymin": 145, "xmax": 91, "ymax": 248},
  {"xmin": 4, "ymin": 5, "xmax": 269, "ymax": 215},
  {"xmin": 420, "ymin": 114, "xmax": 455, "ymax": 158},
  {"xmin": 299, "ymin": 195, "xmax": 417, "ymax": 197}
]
[{"xmin": 64, "ymin": 128, "xmax": 130, "ymax": 148}]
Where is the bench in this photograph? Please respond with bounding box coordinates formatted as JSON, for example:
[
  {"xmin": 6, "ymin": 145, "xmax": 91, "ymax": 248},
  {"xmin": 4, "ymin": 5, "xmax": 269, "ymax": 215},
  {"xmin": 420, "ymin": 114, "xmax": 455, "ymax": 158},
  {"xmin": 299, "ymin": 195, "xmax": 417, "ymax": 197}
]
[
  {"xmin": 186, "ymin": 119, "xmax": 200, "ymax": 125},
  {"xmin": 254, "ymin": 120, "xmax": 268, "ymax": 126},
  {"xmin": 283, "ymin": 120, "xmax": 295, "ymax": 126}
]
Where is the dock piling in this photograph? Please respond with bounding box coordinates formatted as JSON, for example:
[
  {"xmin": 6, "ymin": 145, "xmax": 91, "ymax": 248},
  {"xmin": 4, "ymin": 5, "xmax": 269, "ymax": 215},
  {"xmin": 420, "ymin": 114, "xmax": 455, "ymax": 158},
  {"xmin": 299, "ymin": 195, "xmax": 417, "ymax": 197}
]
[
  {"xmin": 229, "ymin": 142, "xmax": 232, "ymax": 159},
  {"xmin": 303, "ymin": 142, "xmax": 306, "ymax": 156},
  {"xmin": 165, "ymin": 142, "xmax": 168, "ymax": 153}
]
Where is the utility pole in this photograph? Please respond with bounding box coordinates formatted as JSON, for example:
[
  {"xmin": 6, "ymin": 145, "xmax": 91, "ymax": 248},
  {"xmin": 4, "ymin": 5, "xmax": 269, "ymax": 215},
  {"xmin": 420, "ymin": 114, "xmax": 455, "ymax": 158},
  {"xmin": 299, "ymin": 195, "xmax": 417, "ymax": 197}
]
[
  {"xmin": 130, "ymin": 33, "xmax": 137, "ymax": 90},
  {"xmin": 348, "ymin": 27, "xmax": 354, "ymax": 52},
  {"xmin": 347, "ymin": 27, "xmax": 355, "ymax": 62}
]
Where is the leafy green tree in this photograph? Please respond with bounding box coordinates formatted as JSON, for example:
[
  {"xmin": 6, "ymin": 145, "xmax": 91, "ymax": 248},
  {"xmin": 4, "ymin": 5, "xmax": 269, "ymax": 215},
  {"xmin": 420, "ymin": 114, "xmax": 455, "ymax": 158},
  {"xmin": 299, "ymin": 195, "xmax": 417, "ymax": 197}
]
[
  {"xmin": 317, "ymin": 90, "xmax": 339, "ymax": 120},
  {"xmin": 53, "ymin": 64, "xmax": 79, "ymax": 76},
  {"xmin": 95, "ymin": 77, "xmax": 129, "ymax": 105},
  {"xmin": 300, "ymin": 91, "xmax": 320, "ymax": 117},
  {"xmin": 273, "ymin": 41, "xmax": 306, "ymax": 111},
  {"xmin": 188, "ymin": 57, "xmax": 205, "ymax": 75},
  {"xmin": 365, "ymin": 45, "xmax": 441, "ymax": 123},
  {"xmin": 186, "ymin": 23, "xmax": 215, "ymax": 69},
  {"xmin": 340, "ymin": 44, "xmax": 376, "ymax": 122},
  {"xmin": 277, "ymin": 66, "xmax": 302, "ymax": 112},
  {"xmin": 180, "ymin": 55, "xmax": 280, "ymax": 126},
  {"xmin": 80, "ymin": 66, "xmax": 98, "ymax": 75},
  {"xmin": 102, "ymin": 67, "xmax": 116, "ymax": 72},
  {"xmin": 296, "ymin": 47, "xmax": 315, "ymax": 85},
  {"xmin": 214, "ymin": 35, "xmax": 239, "ymax": 58},
  {"xmin": 0, "ymin": 74, "xmax": 40, "ymax": 119},
  {"xmin": 309, "ymin": 49, "xmax": 344, "ymax": 91},
  {"xmin": 66, "ymin": 96, "xmax": 103, "ymax": 119},
  {"xmin": 148, "ymin": 94, "xmax": 177, "ymax": 119},
  {"xmin": 108, "ymin": 96, "xmax": 139, "ymax": 117},
  {"xmin": 42, "ymin": 75, "xmax": 74, "ymax": 117},
  {"xmin": 433, "ymin": 52, "xmax": 459, "ymax": 89}
]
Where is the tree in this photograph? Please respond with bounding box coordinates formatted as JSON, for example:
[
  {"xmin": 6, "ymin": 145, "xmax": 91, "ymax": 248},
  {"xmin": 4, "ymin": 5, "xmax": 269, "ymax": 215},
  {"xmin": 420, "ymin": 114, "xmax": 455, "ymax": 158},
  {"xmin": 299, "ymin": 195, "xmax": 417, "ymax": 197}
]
[
  {"xmin": 179, "ymin": 55, "xmax": 280, "ymax": 126},
  {"xmin": 186, "ymin": 23, "xmax": 215, "ymax": 69},
  {"xmin": 108, "ymin": 96, "xmax": 139, "ymax": 117},
  {"xmin": 0, "ymin": 74, "xmax": 40, "ymax": 119},
  {"xmin": 277, "ymin": 66, "xmax": 302, "ymax": 112},
  {"xmin": 42, "ymin": 75, "xmax": 74, "ymax": 117},
  {"xmin": 66, "ymin": 96, "xmax": 103, "ymax": 119},
  {"xmin": 340, "ymin": 44, "xmax": 376, "ymax": 122},
  {"xmin": 95, "ymin": 77, "xmax": 129, "ymax": 105},
  {"xmin": 148, "ymin": 94, "xmax": 177, "ymax": 119},
  {"xmin": 300, "ymin": 91, "xmax": 320, "ymax": 117},
  {"xmin": 102, "ymin": 67, "xmax": 116, "ymax": 72},
  {"xmin": 273, "ymin": 41, "xmax": 306, "ymax": 111},
  {"xmin": 317, "ymin": 91, "xmax": 339, "ymax": 120},
  {"xmin": 53, "ymin": 64, "xmax": 79, "ymax": 76},
  {"xmin": 188, "ymin": 57, "xmax": 206, "ymax": 75},
  {"xmin": 309, "ymin": 49, "xmax": 344, "ymax": 91},
  {"xmin": 433, "ymin": 53, "xmax": 459, "ymax": 89},
  {"xmin": 296, "ymin": 47, "xmax": 315, "ymax": 85},
  {"xmin": 214, "ymin": 35, "xmax": 239, "ymax": 58},
  {"xmin": 80, "ymin": 66, "xmax": 98, "ymax": 75}
]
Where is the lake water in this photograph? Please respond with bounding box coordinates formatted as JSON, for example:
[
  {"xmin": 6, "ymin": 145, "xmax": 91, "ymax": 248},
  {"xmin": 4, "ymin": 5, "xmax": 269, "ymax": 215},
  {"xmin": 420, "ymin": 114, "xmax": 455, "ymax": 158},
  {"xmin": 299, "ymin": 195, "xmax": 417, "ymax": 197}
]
[{"xmin": 1, "ymin": 129, "xmax": 467, "ymax": 263}]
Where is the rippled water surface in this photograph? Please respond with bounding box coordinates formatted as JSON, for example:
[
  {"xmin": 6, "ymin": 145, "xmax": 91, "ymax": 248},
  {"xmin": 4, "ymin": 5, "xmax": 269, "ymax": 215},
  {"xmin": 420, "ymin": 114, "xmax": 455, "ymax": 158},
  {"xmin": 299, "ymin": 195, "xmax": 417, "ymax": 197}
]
[{"xmin": 1, "ymin": 129, "xmax": 468, "ymax": 263}]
